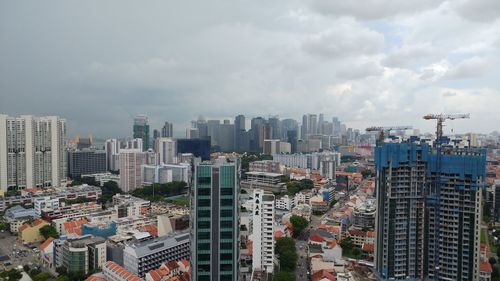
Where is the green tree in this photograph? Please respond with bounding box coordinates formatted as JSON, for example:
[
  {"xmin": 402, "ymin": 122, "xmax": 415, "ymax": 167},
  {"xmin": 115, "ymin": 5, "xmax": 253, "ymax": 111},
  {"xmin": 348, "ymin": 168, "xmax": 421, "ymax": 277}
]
[
  {"xmin": 39, "ymin": 224, "xmax": 59, "ymax": 239},
  {"xmin": 0, "ymin": 269, "xmax": 23, "ymax": 281},
  {"xmin": 56, "ymin": 276, "xmax": 70, "ymax": 281},
  {"xmin": 275, "ymin": 237, "xmax": 298, "ymax": 272},
  {"xmin": 33, "ymin": 272, "xmax": 51, "ymax": 281},
  {"xmin": 290, "ymin": 215, "xmax": 308, "ymax": 238},
  {"xmin": 483, "ymin": 202, "xmax": 492, "ymax": 223},
  {"xmin": 273, "ymin": 271, "xmax": 296, "ymax": 281},
  {"xmin": 340, "ymin": 237, "xmax": 354, "ymax": 252},
  {"xmin": 98, "ymin": 181, "xmax": 122, "ymax": 204}
]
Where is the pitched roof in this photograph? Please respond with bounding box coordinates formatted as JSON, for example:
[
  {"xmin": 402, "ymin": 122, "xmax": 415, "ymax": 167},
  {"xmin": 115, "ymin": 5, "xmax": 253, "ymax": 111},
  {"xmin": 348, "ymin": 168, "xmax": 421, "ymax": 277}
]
[
  {"xmin": 85, "ymin": 275, "xmax": 106, "ymax": 281},
  {"xmin": 143, "ymin": 224, "xmax": 158, "ymax": 236},
  {"xmin": 104, "ymin": 261, "xmax": 144, "ymax": 281},
  {"xmin": 480, "ymin": 261, "xmax": 492, "ymax": 273},
  {"xmin": 147, "ymin": 268, "xmax": 168, "ymax": 281},
  {"xmin": 362, "ymin": 243, "xmax": 374, "ymax": 252},
  {"xmin": 348, "ymin": 228, "xmax": 366, "ymax": 237},
  {"xmin": 312, "ymin": 269, "xmax": 336, "ymax": 281},
  {"xmin": 366, "ymin": 231, "xmax": 375, "ymax": 238},
  {"xmin": 275, "ymin": 230, "xmax": 284, "ymax": 238},
  {"xmin": 39, "ymin": 237, "xmax": 55, "ymax": 251},
  {"xmin": 310, "ymin": 234, "xmax": 325, "ymax": 243},
  {"xmin": 63, "ymin": 218, "xmax": 88, "ymax": 235},
  {"xmin": 166, "ymin": 260, "xmax": 180, "ymax": 271}
]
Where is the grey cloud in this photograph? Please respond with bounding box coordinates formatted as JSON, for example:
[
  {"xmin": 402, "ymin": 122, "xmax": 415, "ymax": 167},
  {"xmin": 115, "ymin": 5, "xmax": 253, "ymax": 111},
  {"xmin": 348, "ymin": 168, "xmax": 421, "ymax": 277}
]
[
  {"xmin": 382, "ymin": 44, "xmax": 443, "ymax": 68},
  {"xmin": 444, "ymin": 57, "xmax": 490, "ymax": 80},
  {"xmin": 302, "ymin": 22, "xmax": 384, "ymax": 58},
  {"xmin": 455, "ymin": 0, "xmax": 500, "ymax": 22},
  {"xmin": 336, "ymin": 61, "xmax": 383, "ymax": 79},
  {"xmin": 310, "ymin": 0, "xmax": 445, "ymax": 20}
]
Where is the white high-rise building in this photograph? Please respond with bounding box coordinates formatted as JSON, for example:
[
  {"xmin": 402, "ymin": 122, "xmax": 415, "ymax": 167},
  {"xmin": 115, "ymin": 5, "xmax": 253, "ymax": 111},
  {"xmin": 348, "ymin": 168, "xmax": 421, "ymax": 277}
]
[
  {"xmin": 125, "ymin": 138, "xmax": 143, "ymax": 151},
  {"xmin": 251, "ymin": 189, "xmax": 275, "ymax": 274},
  {"xmin": 0, "ymin": 115, "xmax": 67, "ymax": 191},
  {"xmin": 119, "ymin": 149, "xmax": 146, "ymax": 192},
  {"xmin": 105, "ymin": 139, "xmax": 121, "ymax": 172},
  {"xmin": 154, "ymin": 138, "xmax": 177, "ymax": 164},
  {"xmin": 263, "ymin": 139, "xmax": 280, "ymax": 155}
]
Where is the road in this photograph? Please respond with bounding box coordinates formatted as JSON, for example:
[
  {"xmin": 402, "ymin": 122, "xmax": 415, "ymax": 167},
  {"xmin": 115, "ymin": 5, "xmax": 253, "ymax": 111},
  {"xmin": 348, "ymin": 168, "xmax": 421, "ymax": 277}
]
[{"xmin": 0, "ymin": 232, "xmax": 42, "ymax": 271}]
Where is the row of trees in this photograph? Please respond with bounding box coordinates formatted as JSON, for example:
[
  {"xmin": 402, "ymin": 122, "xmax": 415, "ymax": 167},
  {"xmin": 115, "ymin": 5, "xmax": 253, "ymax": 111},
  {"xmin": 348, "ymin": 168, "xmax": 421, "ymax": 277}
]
[
  {"xmin": 131, "ymin": 181, "xmax": 188, "ymax": 201},
  {"xmin": 274, "ymin": 237, "xmax": 297, "ymax": 281}
]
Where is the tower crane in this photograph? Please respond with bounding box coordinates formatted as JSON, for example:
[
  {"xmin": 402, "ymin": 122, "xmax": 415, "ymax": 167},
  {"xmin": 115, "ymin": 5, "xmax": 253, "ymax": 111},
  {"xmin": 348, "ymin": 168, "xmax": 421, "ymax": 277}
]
[
  {"xmin": 423, "ymin": 113, "xmax": 470, "ymax": 145},
  {"xmin": 366, "ymin": 126, "xmax": 413, "ymax": 142}
]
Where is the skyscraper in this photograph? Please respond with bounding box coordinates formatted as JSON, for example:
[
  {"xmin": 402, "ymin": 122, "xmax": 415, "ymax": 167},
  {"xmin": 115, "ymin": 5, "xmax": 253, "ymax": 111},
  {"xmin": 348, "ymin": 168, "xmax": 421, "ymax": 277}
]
[
  {"xmin": 119, "ymin": 149, "xmax": 146, "ymax": 192},
  {"xmin": 133, "ymin": 115, "xmax": 150, "ymax": 151},
  {"xmin": 105, "ymin": 139, "xmax": 121, "ymax": 172},
  {"xmin": 375, "ymin": 138, "xmax": 486, "ymax": 281},
  {"xmin": 0, "ymin": 115, "xmax": 67, "ymax": 191},
  {"xmin": 234, "ymin": 115, "xmax": 246, "ymax": 152},
  {"xmin": 161, "ymin": 121, "xmax": 173, "ymax": 138},
  {"xmin": 191, "ymin": 160, "xmax": 240, "ymax": 281}
]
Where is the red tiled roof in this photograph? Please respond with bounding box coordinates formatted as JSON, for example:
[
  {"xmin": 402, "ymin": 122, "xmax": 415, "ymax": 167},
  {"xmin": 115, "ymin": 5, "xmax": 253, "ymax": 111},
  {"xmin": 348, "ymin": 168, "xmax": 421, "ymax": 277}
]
[
  {"xmin": 366, "ymin": 231, "xmax": 375, "ymax": 238},
  {"xmin": 312, "ymin": 269, "xmax": 336, "ymax": 281},
  {"xmin": 40, "ymin": 237, "xmax": 54, "ymax": 251},
  {"xmin": 85, "ymin": 276, "xmax": 106, "ymax": 281},
  {"xmin": 147, "ymin": 268, "xmax": 168, "ymax": 281},
  {"xmin": 348, "ymin": 228, "xmax": 366, "ymax": 237},
  {"xmin": 362, "ymin": 243, "xmax": 374, "ymax": 252},
  {"xmin": 275, "ymin": 230, "xmax": 284, "ymax": 238},
  {"xmin": 143, "ymin": 224, "xmax": 158, "ymax": 236},
  {"xmin": 166, "ymin": 260, "xmax": 180, "ymax": 271},
  {"xmin": 310, "ymin": 234, "xmax": 325, "ymax": 243},
  {"xmin": 480, "ymin": 261, "xmax": 492, "ymax": 273},
  {"xmin": 105, "ymin": 261, "xmax": 144, "ymax": 281},
  {"xmin": 63, "ymin": 218, "xmax": 88, "ymax": 235}
]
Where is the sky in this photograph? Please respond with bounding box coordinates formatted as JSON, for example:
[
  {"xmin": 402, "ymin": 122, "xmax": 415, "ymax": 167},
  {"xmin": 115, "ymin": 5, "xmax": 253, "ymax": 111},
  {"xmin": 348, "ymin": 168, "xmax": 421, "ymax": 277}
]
[{"xmin": 1, "ymin": 0, "xmax": 499, "ymax": 138}]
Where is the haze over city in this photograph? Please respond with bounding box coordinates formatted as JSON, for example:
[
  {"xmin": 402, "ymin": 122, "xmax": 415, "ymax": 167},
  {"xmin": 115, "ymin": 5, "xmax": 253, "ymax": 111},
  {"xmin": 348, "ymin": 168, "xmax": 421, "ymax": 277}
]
[{"xmin": 1, "ymin": 0, "xmax": 500, "ymax": 137}]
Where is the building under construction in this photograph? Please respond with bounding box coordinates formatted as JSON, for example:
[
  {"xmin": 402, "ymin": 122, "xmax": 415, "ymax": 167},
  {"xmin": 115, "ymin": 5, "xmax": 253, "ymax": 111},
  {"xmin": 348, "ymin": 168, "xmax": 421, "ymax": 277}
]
[{"xmin": 374, "ymin": 137, "xmax": 486, "ymax": 281}]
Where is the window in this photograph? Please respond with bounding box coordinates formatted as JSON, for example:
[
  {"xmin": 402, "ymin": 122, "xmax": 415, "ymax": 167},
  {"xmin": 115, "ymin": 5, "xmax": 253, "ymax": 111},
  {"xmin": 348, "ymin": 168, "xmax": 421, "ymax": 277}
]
[
  {"xmin": 198, "ymin": 189, "xmax": 211, "ymax": 196},
  {"xmin": 198, "ymin": 221, "xmax": 210, "ymax": 229},
  {"xmin": 221, "ymin": 188, "xmax": 233, "ymax": 196},
  {"xmin": 198, "ymin": 199, "xmax": 210, "ymax": 207},
  {"xmin": 221, "ymin": 231, "xmax": 232, "ymax": 239}
]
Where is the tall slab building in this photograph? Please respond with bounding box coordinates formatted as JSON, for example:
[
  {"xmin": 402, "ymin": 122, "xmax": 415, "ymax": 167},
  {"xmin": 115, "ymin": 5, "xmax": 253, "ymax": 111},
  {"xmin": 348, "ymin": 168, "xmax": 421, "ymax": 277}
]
[
  {"xmin": 375, "ymin": 138, "xmax": 486, "ymax": 281},
  {"xmin": 191, "ymin": 160, "xmax": 240, "ymax": 281},
  {"xmin": 0, "ymin": 115, "xmax": 67, "ymax": 191}
]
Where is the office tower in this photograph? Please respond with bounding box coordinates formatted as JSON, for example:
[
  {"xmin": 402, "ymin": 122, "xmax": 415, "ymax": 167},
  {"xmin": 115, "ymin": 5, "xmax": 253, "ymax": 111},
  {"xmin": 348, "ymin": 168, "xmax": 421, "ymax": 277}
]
[
  {"xmin": 301, "ymin": 115, "xmax": 308, "ymax": 140},
  {"xmin": 119, "ymin": 149, "xmax": 147, "ymax": 192},
  {"xmin": 186, "ymin": 128, "xmax": 199, "ymax": 139},
  {"xmin": 207, "ymin": 120, "xmax": 221, "ymax": 147},
  {"xmin": 268, "ymin": 116, "xmax": 280, "ymax": 142},
  {"xmin": 250, "ymin": 117, "xmax": 266, "ymax": 152},
  {"xmin": 133, "ymin": 115, "xmax": 150, "ymax": 151},
  {"xmin": 251, "ymin": 189, "xmax": 275, "ymax": 274},
  {"xmin": 280, "ymin": 119, "xmax": 298, "ymax": 140},
  {"xmin": 318, "ymin": 113, "xmax": 324, "ymax": 134},
  {"xmin": 153, "ymin": 129, "xmax": 160, "ymax": 141},
  {"xmin": 375, "ymin": 139, "xmax": 486, "ymax": 281},
  {"xmin": 61, "ymin": 235, "xmax": 107, "ymax": 274},
  {"xmin": 263, "ymin": 139, "xmax": 280, "ymax": 155},
  {"xmin": 332, "ymin": 117, "xmax": 341, "ymax": 136},
  {"xmin": 308, "ymin": 114, "xmax": 318, "ymax": 136},
  {"xmin": 176, "ymin": 139, "xmax": 211, "ymax": 160},
  {"xmin": 219, "ymin": 122, "xmax": 235, "ymax": 152},
  {"xmin": 191, "ymin": 160, "xmax": 240, "ymax": 281},
  {"xmin": 197, "ymin": 120, "xmax": 209, "ymax": 140},
  {"xmin": 155, "ymin": 138, "xmax": 176, "ymax": 164},
  {"xmin": 125, "ymin": 138, "xmax": 143, "ymax": 151},
  {"xmin": 105, "ymin": 139, "xmax": 121, "ymax": 172},
  {"xmin": 67, "ymin": 149, "xmax": 106, "ymax": 179},
  {"xmin": 0, "ymin": 115, "xmax": 67, "ymax": 191},
  {"xmin": 161, "ymin": 122, "xmax": 173, "ymax": 138},
  {"xmin": 234, "ymin": 115, "xmax": 246, "ymax": 152},
  {"xmin": 287, "ymin": 130, "xmax": 298, "ymax": 153}
]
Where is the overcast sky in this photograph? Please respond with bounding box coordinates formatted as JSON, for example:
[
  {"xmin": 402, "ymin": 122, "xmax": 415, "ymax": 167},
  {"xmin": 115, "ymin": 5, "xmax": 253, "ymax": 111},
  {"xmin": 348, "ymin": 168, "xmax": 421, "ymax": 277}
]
[{"xmin": 1, "ymin": 0, "xmax": 499, "ymax": 138}]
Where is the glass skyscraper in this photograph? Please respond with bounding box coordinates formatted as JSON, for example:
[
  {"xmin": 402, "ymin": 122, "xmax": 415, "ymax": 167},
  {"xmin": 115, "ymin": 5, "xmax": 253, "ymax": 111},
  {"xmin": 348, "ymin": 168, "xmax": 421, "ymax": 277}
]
[{"xmin": 191, "ymin": 160, "xmax": 240, "ymax": 281}]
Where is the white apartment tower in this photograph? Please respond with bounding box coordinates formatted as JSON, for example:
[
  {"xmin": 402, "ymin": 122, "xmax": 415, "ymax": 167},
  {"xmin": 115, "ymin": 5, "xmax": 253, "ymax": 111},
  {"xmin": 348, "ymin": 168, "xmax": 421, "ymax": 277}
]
[
  {"xmin": 0, "ymin": 115, "xmax": 67, "ymax": 191},
  {"xmin": 252, "ymin": 189, "xmax": 275, "ymax": 274},
  {"xmin": 119, "ymin": 149, "xmax": 146, "ymax": 192},
  {"xmin": 154, "ymin": 138, "xmax": 177, "ymax": 164}
]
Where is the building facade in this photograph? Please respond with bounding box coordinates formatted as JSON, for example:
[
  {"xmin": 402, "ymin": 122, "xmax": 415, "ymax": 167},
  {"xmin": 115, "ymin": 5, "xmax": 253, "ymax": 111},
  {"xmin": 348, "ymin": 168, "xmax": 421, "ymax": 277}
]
[
  {"xmin": 119, "ymin": 149, "xmax": 147, "ymax": 192},
  {"xmin": 155, "ymin": 138, "xmax": 177, "ymax": 165},
  {"xmin": 67, "ymin": 149, "xmax": 106, "ymax": 179},
  {"xmin": 105, "ymin": 139, "xmax": 121, "ymax": 172},
  {"xmin": 251, "ymin": 189, "xmax": 275, "ymax": 274},
  {"xmin": 133, "ymin": 115, "xmax": 150, "ymax": 151},
  {"xmin": 0, "ymin": 115, "xmax": 67, "ymax": 191},
  {"xmin": 191, "ymin": 160, "xmax": 240, "ymax": 281}
]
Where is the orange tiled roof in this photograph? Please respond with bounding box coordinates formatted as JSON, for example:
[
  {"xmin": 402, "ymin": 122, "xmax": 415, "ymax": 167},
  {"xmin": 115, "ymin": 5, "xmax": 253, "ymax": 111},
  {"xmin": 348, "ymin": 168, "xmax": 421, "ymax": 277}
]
[
  {"xmin": 85, "ymin": 276, "xmax": 106, "ymax": 281},
  {"xmin": 362, "ymin": 243, "xmax": 374, "ymax": 252},
  {"xmin": 275, "ymin": 230, "xmax": 284, "ymax": 238},
  {"xmin": 39, "ymin": 237, "xmax": 55, "ymax": 251},
  {"xmin": 312, "ymin": 269, "xmax": 336, "ymax": 281},
  {"xmin": 480, "ymin": 261, "xmax": 492, "ymax": 273},
  {"xmin": 105, "ymin": 261, "xmax": 144, "ymax": 281},
  {"xmin": 366, "ymin": 231, "xmax": 375, "ymax": 238},
  {"xmin": 143, "ymin": 224, "xmax": 158, "ymax": 236},
  {"xmin": 148, "ymin": 267, "xmax": 168, "ymax": 281},
  {"xmin": 310, "ymin": 234, "xmax": 325, "ymax": 243},
  {"xmin": 63, "ymin": 218, "xmax": 88, "ymax": 235},
  {"xmin": 180, "ymin": 259, "xmax": 190, "ymax": 269}
]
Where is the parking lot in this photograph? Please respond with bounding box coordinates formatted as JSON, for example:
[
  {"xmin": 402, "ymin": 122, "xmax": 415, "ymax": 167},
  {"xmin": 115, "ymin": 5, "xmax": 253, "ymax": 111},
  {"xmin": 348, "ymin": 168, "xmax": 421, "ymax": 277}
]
[{"xmin": 0, "ymin": 231, "xmax": 42, "ymax": 271}]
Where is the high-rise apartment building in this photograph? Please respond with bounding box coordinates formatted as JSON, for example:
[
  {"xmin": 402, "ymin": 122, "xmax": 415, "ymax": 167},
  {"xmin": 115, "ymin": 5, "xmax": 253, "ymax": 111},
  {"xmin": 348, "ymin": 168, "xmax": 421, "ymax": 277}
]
[
  {"xmin": 0, "ymin": 115, "xmax": 67, "ymax": 191},
  {"xmin": 263, "ymin": 139, "xmax": 280, "ymax": 155},
  {"xmin": 133, "ymin": 115, "xmax": 150, "ymax": 151},
  {"xmin": 251, "ymin": 189, "xmax": 275, "ymax": 274},
  {"xmin": 105, "ymin": 139, "xmax": 121, "ymax": 172},
  {"xmin": 155, "ymin": 138, "xmax": 176, "ymax": 164},
  {"xmin": 191, "ymin": 160, "xmax": 240, "ymax": 281},
  {"xmin": 119, "ymin": 149, "xmax": 147, "ymax": 192},
  {"xmin": 161, "ymin": 122, "xmax": 173, "ymax": 138},
  {"xmin": 375, "ymin": 139, "xmax": 486, "ymax": 281}
]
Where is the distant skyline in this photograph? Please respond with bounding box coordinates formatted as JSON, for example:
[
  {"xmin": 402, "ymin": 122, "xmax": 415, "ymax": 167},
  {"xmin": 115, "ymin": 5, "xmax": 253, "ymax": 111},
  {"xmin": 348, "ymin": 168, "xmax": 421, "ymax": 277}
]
[{"xmin": 1, "ymin": 0, "xmax": 499, "ymax": 137}]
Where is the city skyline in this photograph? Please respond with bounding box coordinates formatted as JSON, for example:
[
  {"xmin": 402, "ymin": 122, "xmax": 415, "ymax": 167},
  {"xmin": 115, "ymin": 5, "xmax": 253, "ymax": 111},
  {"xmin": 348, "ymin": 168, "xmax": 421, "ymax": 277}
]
[{"xmin": 1, "ymin": 1, "xmax": 500, "ymax": 137}]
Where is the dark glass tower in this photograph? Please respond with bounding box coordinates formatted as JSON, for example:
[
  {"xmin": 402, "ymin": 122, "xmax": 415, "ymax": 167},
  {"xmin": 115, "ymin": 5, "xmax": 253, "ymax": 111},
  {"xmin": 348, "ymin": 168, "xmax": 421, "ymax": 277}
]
[
  {"xmin": 191, "ymin": 160, "xmax": 240, "ymax": 281},
  {"xmin": 133, "ymin": 115, "xmax": 150, "ymax": 151}
]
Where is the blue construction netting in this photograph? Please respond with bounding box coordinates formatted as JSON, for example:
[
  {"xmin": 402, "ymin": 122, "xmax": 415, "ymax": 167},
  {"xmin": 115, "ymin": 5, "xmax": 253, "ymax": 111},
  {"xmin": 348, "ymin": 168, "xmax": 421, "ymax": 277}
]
[{"xmin": 375, "ymin": 142, "xmax": 430, "ymax": 171}]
